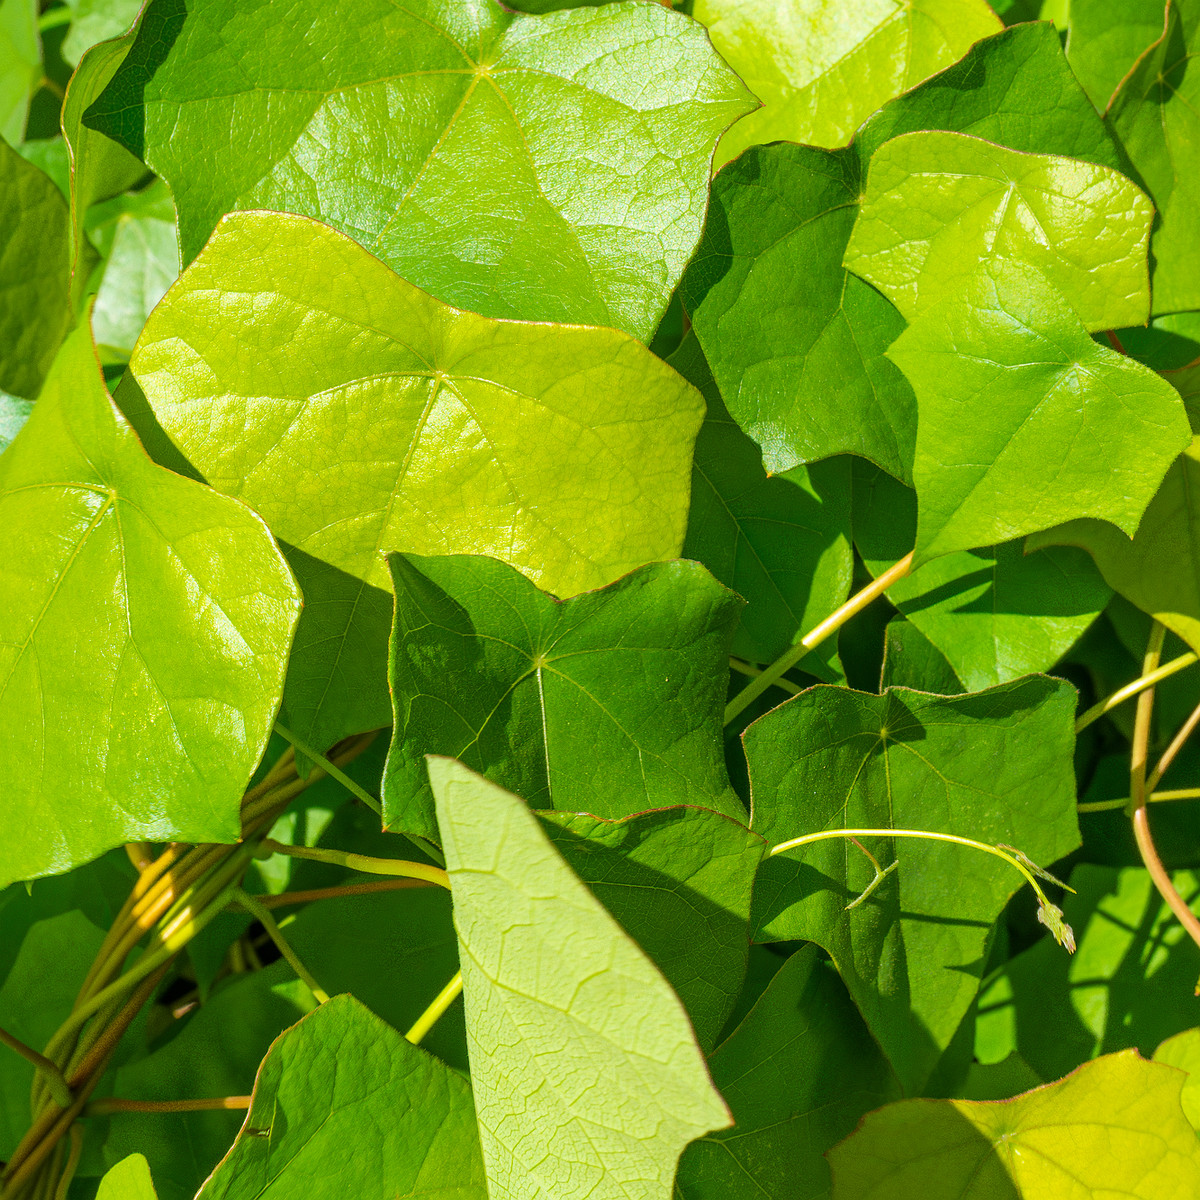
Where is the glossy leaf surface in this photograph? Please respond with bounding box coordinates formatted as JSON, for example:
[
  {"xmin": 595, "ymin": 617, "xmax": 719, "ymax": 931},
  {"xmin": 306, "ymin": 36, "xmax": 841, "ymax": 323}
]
[
  {"xmin": 131, "ymin": 211, "xmax": 704, "ymax": 600},
  {"xmin": 430, "ymin": 758, "xmax": 731, "ymax": 1200},
  {"xmin": 846, "ymin": 130, "xmax": 1153, "ymax": 331},
  {"xmin": 0, "ymin": 322, "xmax": 300, "ymax": 885},
  {"xmin": 197, "ymin": 997, "xmax": 484, "ymax": 1200},
  {"xmin": 695, "ymin": 0, "xmax": 1000, "ymax": 164},
  {"xmin": 747, "ymin": 679, "xmax": 1080, "ymax": 1092},
  {"xmin": 828, "ymin": 1051, "xmax": 1200, "ymax": 1200},
  {"xmin": 384, "ymin": 553, "xmax": 743, "ymax": 842},
  {"xmin": 86, "ymin": 0, "xmax": 754, "ymax": 341}
]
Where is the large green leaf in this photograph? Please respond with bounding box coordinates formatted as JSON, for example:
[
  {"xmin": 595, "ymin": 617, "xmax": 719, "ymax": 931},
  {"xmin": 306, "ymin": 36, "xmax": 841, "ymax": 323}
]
[
  {"xmin": 0, "ymin": 140, "xmax": 71, "ymax": 399},
  {"xmin": 976, "ymin": 865, "xmax": 1200, "ymax": 1083},
  {"xmin": 1107, "ymin": 1, "xmax": 1200, "ymax": 315},
  {"xmin": 0, "ymin": 0, "xmax": 38, "ymax": 146},
  {"xmin": 695, "ymin": 0, "xmax": 1000, "ymax": 165},
  {"xmin": 672, "ymin": 333, "xmax": 853, "ymax": 674},
  {"xmin": 845, "ymin": 130, "xmax": 1153, "ymax": 332},
  {"xmin": 97, "ymin": 1155, "xmax": 158, "ymax": 1200},
  {"xmin": 197, "ymin": 995, "xmax": 485, "ymax": 1200},
  {"xmin": 1066, "ymin": 0, "xmax": 1167, "ymax": 109},
  {"xmin": 746, "ymin": 678, "xmax": 1080, "ymax": 1093},
  {"xmin": 676, "ymin": 946, "xmax": 899, "ymax": 1200},
  {"xmin": 104, "ymin": 963, "xmax": 315, "ymax": 1200},
  {"xmin": 1030, "ymin": 439, "xmax": 1200, "ymax": 656},
  {"xmin": 130, "ymin": 210, "xmax": 704, "ymax": 600},
  {"xmin": 540, "ymin": 806, "xmax": 764, "ymax": 1052},
  {"xmin": 1155, "ymin": 1028, "xmax": 1200, "ymax": 1132},
  {"xmin": 829, "ymin": 1051, "xmax": 1200, "ymax": 1199},
  {"xmin": 85, "ymin": 0, "xmax": 753, "ymax": 342},
  {"xmin": 384, "ymin": 554, "xmax": 743, "ymax": 842},
  {"xmin": 429, "ymin": 757, "xmax": 731, "ymax": 1200},
  {"xmin": 853, "ymin": 463, "xmax": 1113, "ymax": 690},
  {"xmin": 681, "ymin": 23, "xmax": 1124, "ymax": 486},
  {"xmin": 0, "ymin": 321, "xmax": 300, "ymax": 886},
  {"xmin": 890, "ymin": 259, "xmax": 1189, "ymax": 563}
]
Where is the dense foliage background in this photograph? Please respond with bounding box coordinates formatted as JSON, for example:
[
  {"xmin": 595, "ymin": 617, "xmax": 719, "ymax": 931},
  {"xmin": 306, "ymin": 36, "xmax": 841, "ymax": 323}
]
[{"xmin": 3, "ymin": 0, "xmax": 1200, "ymax": 1196}]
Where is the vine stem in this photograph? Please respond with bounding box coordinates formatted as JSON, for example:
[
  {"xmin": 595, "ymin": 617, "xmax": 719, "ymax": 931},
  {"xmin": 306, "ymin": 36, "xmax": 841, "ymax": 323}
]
[
  {"xmin": 256, "ymin": 879, "xmax": 433, "ymax": 908},
  {"xmin": 259, "ymin": 840, "xmax": 450, "ymax": 889},
  {"xmin": 1149, "ymin": 698, "xmax": 1200, "ymax": 791},
  {"xmin": 725, "ymin": 552, "xmax": 914, "ymax": 725},
  {"xmin": 728, "ymin": 658, "xmax": 802, "ymax": 695},
  {"xmin": 232, "ymin": 889, "xmax": 330, "ymax": 1005},
  {"xmin": 0, "ymin": 1030, "xmax": 72, "ymax": 1110},
  {"xmin": 1074, "ymin": 651, "xmax": 1197, "ymax": 733},
  {"xmin": 85, "ymin": 1096, "xmax": 251, "ymax": 1117},
  {"xmin": 1079, "ymin": 788, "xmax": 1200, "ymax": 813},
  {"xmin": 273, "ymin": 722, "xmax": 382, "ymax": 815},
  {"xmin": 406, "ymin": 971, "xmax": 464, "ymax": 1045},
  {"xmin": 1127, "ymin": 624, "xmax": 1200, "ymax": 962}
]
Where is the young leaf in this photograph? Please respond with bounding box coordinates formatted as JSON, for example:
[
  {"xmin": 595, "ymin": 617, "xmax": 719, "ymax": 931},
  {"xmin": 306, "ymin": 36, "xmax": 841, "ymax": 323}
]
[
  {"xmin": 828, "ymin": 1051, "xmax": 1200, "ymax": 1200},
  {"xmin": 747, "ymin": 678, "xmax": 1080, "ymax": 1093},
  {"xmin": 539, "ymin": 806, "xmax": 765, "ymax": 1052},
  {"xmin": 97, "ymin": 1154, "xmax": 159, "ymax": 1200},
  {"xmin": 129, "ymin": 210, "xmax": 705, "ymax": 601},
  {"xmin": 845, "ymin": 130, "xmax": 1153, "ymax": 332},
  {"xmin": 675, "ymin": 946, "xmax": 900, "ymax": 1200},
  {"xmin": 694, "ymin": 0, "xmax": 1000, "ymax": 165},
  {"xmin": 429, "ymin": 757, "xmax": 732, "ymax": 1200},
  {"xmin": 0, "ymin": 140, "xmax": 70, "ymax": 398},
  {"xmin": 84, "ymin": 0, "xmax": 754, "ymax": 342},
  {"xmin": 0, "ymin": 322, "xmax": 301, "ymax": 886},
  {"xmin": 1107, "ymin": 1, "xmax": 1200, "ymax": 315},
  {"xmin": 197, "ymin": 995, "xmax": 485, "ymax": 1200},
  {"xmin": 1029, "ymin": 439, "xmax": 1200, "ymax": 657},
  {"xmin": 384, "ymin": 554, "xmax": 744, "ymax": 842},
  {"xmin": 891, "ymin": 260, "xmax": 1190, "ymax": 562},
  {"xmin": 672, "ymin": 333, "xmax": 853, "ymax": 674}
]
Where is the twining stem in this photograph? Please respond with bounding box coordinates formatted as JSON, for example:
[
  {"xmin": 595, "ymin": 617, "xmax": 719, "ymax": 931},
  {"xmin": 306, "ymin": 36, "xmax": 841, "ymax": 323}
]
[
  {"xmin": 728, "ymin": 658, "xmax": 802, "ymax": 695},
  {"xmin": 259, "ymin": 839, "xmax": 451, "ymax": 889},
  {"xmin": 233, "ymin": 889, "xmax": 330, "ymax": 1005},
  {"xmin": 725, "ymin": 552, "xmax": 915, "ymax": 725},
  {"xmin": 406, "ymin": 972, "xmax": 464, "ymax": 1045},
  {"xmin": 1079, "ymin": 788, "xmax": 1200, "ymax": 813},
  {"xmin": 51, "ymin": 1126, "xmax": 82, "ymax": 1200},
  {"xmin": 257, "ymin": 878, "xmax": 433, "ymax": 908},
  {"xmin": 1074, "ymin": 651, "xmax": 1198, "ymax": 733},
  {"xmin": 0, "ymin": 1029, "xmax": 71, "ymax": 1109},
  {"xmin": 124, "ymin": 843, "xmax": 154, "ymax": 872},
  {"xmin": 85, "ymin": 1096, "xmax": 251, "ymax": 1117},
  {"xmin": 273, "ymin": 722, "xmax": 382, "ymax": 815},
  {"xmin": 1149, "ymin": 698, "xmax": 1200, "ymax": 791}
]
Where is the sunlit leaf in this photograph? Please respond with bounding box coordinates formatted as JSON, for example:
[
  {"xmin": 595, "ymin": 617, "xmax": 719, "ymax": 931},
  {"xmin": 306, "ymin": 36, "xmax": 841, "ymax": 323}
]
[{"xmin": 97, "ymin": 1154, "xmax": 159, "ymax": 1200}]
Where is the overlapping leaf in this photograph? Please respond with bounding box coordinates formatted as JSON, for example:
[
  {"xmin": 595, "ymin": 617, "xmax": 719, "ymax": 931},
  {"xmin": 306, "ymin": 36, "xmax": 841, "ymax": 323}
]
[
  {"xmin": 430, "ymin": 758, "xmax": 731, "ymax": 1200},
  {"xmin": 384, "ymin": 553, "xmax": 743, "ymax": 842},
  {"xmin": 747, "ymin": 679, "xmax": 1079, "ymax": 1093},
  {"xmin": 828, "ymin": 1051, "xmax": 1200, "ymax": 1199},
  {"xmin": 845, "ymin": 130, "xmax": 1153, "ymax": 331},
  {"xmin": 1066, "ymin": 0, "xmax": 1168, "ymax": 109},
  {"xmin": 0, "ymin": 322, "xmax": 301, "ymax": 885},
  {"xmin": 1107, "ymin": 0, "xmax": 1200, "ymax": 315},
  {"xmin": 676, "ymin": 946, "xmax": 899, "ymax": 1200},
  {"xmin": 97, "ymin": 1155, "xmax": 158, "ymax": 1200},
  {"xmin": 890, "ymin": 260, "xmax": 1189, "ymax": 562},
  {"xmin": 85, "ymin": 0, "xmax": 754, "ymax": 341},
  {"xmin": 695, "ymin": 0, "xmax": 1000, "ymax": 164},
  {"xmin": 0, "ymin": 0, "xmax": 38, "ymax": 145},
  {"xmin": 197, "ymin": 996, "xmax": 485, "ymax": 1200},
  {"xmin": 1155, "ymin": 1029, "xmax": 1200, "ymax": 1131}
]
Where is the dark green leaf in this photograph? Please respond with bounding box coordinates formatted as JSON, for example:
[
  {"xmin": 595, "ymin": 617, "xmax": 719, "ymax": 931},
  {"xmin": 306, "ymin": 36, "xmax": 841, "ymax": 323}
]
[{"xmin": 879, "ymin": 619, "xmax": 964, "ymax": 695}]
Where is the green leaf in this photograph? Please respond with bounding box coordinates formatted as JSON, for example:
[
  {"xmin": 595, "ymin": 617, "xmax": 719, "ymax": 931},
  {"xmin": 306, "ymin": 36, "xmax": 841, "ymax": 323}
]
[
  {"xmin": 130, "ymin": 210, "xmax": 705, "ymax": 601},
  {"xmin": 1107, "ymin": 1, "xmax": 1200, "ymax": 315},
  {"xmin": 0, "ymin": 139, "xmax": 70, "ymax": 399},
  {"xmin": 429, "ymin": 757, "xmax": 731, "ymax": 1200},
  {"xmin": 671, "ymin": 330, "xmax": 854, "ymax": 675},
  {"xmin": 976, "ymin": 865, "xmax": 1200, "ymax": 1083},
  {"xmin": 0, "ymin": 321, "xmax": 301, "ymax": 886},
  {"xmin": 1155, "ymin": 1028, "xmax": 1200, "ymax": 1132},
  {"xmin": 1065, "ymin": 0, "xmax": 1168, "ymax": 109},
  {"xmin": 829, "ymin": 1050, "xmax": 1200, "ymax": 1199},
  {"xmin": 61, "ymin": 0, "xmax": 142, "ymax": 66},
  {"xmin": 60, "ymin": 24, "xmax": 148, "ymax": 305},
  {"xmin": 845, "ymin": 130, "xmax": 1153, "ymax": 332},
  {"xmin": 104, "ymin": 962, "xmax": 316, "ymax": 1200},
  {"xmin": 681, "ymin": 23, "xmax": 1124, "ymax": 486},
  {"xmin": 85, "ymin": 0, "xmax": 753, "ymax": 342},
  {"xmin": 0, "ymin": 391, "xmax": 31, "ymax": 454},
  {"xmin": 383, "ymin": 553, "xmax": 744, "ymax": 843},
  {"xmin": 539, "ymin": 806, "xmax": 764, "ymax": 1051},
  {"xmin": 97, "ymin": 1154, "xmax": 159, "ymax": 1200},
  {"xmin": 889, "ymin": 259, "xmax": 1190, "ymax": 563},
  {"xmin": 694, "ymin": 0, "xmax": 1000, "ymax": 165},
  {"xmin": 0, "ymin": 0, "xmax": 38, "ymax": 145},
  {"xmin": 746, "ymin": 678, "xmax": 1080, "ymax": 1093},
  {"xmin": 0, "ymin": 910, "xmax": 107, "ymax": 1159},
  {"xmin": 879, "ymin": 619, "xmax": 964, "ymax": 694},
  {"xmin": 196, "ymin": 995, "xmax": 485, "ymax": 1200},
  {"xmin": 676, "ymin": 946, "xmax": 900, "ymax": 1200}
]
